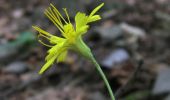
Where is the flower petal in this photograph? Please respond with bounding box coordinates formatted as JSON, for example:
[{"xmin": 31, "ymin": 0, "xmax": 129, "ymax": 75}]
[
  {"xmin": 87, "ymin": 15, "xmax": 101, "ymax": 23},
  {"xmin": 46, "ymin": 43, "xmax": 64, "ymax": 61},
  {"xmin": 75, "ymin": 12, "xmax": 89, "ymax": 35},
  {"xmin": 76, "ymin": 25, "xmax": 89, "ymax": 35},
  {"xmin": 63, "ymin": 23, "xmax": 75, "ymax": 39},
  {"xmin": 89, "ymin": 3, "xmax": 104, "ymax": 17},
  {"xmin": 75, "ymin": 3, "xmax": 104, "ymax": 36},
  {"xmin": 50, "ymin": 36, "xmax": 66, "ymax": 44},
  {"xmin": 39, "ymin": 55, "xmax": 57, "ymax": 74},
  {"xmin": 39, "ymin": 42, "xmax": 68, "ymax": 74},
  {"xmin": 75, "ymin": 12, "xmax": 88, "ymax": 29},
  {"xmin": 57, "ymin": 50, "xmax": 68, "ymax": 62}
]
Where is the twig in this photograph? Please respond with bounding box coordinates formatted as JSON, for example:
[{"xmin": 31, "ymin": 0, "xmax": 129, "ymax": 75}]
[{"xmin": 115, "ymin": 58, "xmax": 144, "ymax": 99}]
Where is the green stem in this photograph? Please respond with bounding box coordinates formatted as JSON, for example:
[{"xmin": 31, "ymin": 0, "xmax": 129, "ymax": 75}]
[{"xmin": 91, "ymin": 56, "xmax": 115, "ymax": 100}]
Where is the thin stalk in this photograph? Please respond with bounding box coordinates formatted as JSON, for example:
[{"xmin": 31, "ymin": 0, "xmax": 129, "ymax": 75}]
[{"xmin": 91, "ymin": 56, "xmax": 115, "ymax": 100}]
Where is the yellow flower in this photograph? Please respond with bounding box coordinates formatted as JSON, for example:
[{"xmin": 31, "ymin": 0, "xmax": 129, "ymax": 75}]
[{"xmin": 33, "ymin": 3, "xmax": 104, "ymax": 74}]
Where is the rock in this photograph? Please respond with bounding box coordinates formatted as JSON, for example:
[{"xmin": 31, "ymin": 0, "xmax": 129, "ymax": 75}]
[
  {"xmin": 4, "ymin": 62, "xmax": 29, "ymax": 74},
  {"xmin": 21, "ymin": 72, "xmax": 41, "ymax": 85},
  {"xmin": 152, "ymin": 68, "xmax": 170, "ymax": 95},
  {"xmin": 95, "ymin": 22, "xmax": 146, "ymax": 41},
  {"xmin": 102, "ymin": 49, "xmax": 130, "ymax": 69},
  {"xmin": 120, "ymin": 23, "xmax": 146, "ymax": 38},
  {"xmin": 12, "ymin": 9, "xmax": 24, "ymax": 19},
  {"xmin": 119, "ymin": 23, "xmax": 146, "ymax": 45},
  {"xmin": 165, "ymin": 95, "xmax": 170, "ymax": 100},
  {"xmin": 95, "ymin": 24, "xmax": 123, "ymax": 40}
]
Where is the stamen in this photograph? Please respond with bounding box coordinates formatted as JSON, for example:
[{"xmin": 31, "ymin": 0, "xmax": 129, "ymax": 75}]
[
  {"xmin": 38, "ymin": 33, "xmax": 50, "ymax": 40},
  {"xmin": 48, "ymin": 7, "xmax": 64, "ymax": 29},
  {"xmin": 38, "ymin": 34, "xmax": 53, "ymax": 47},
  {"xmin": 50, "ymin": 7, "xmax": 63, "ymax": 26},
  {"xmin": 50, "ymin": 3, "xmax": 68, "ymax": 24},
  {"xmin": 32, "ymin": 26, "xmax": 53, "ymax": 37},
  {"xmin": 44, "ymin": 10, "xmax": 65, "ymax": 34},
  {"xmin": 38, "ymin": 40, "xmax": 53, "ymax": 47},
  {"xmin": 63, "ymin": 8, "xmax": 70, "ymax": 23}
]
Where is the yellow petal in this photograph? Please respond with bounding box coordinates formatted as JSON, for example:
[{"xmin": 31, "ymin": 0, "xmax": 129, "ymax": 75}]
[
  {"xmin": 89, "ymin": 3, "xmax": 104, "ymax": 17},
  {"xmin": 75, "ymin": 3, "xmax": 104, "ymax": 36},
  {"xmin": 76, "ymin": 25, "xmax": 89, "ymax": 35},
  {"xmin": 57, "ymin": 50, "xmax": 68, "ymax": 62},
  {"xmin": 75, "ymin": 12, "xmax": 89, "ymax": 35},
  {"xmin": 39, "ymin": 43, "xmax": 67, "ymax": 74},
  {"xmin": 50, "ymin": 36, "xmax": 65, "ymax": 44},
  {"xmin": 75, "ymin": 12, "xmax": 88, "ymax": 29},
  {"xmin": 46, "ymin": 44, "xmax": 63, "ymax": 61},
  {"xmin": 87, "ymin": 15, "xmax": 101, "ymax": 23},
  {"xmin": 63, "ymin": 23, "xmax": 75, "ymax": 39},
  {"xmin": 39, "ymin": 48, "xmax": 68, "ymax": 74},
  {"xmin": 39, "ymin": 55, "xmax": 57, "ymax": 74}
]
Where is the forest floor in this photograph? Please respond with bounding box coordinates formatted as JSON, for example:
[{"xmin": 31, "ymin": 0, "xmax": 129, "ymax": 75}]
[{"xmin": 0, "ymin": 0, "xmax": 170, "ymax": 100}]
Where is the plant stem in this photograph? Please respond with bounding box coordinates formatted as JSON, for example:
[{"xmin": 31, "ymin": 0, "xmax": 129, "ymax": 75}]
[{"xmin": 91, "ymin": 56, "xmax": 115, "ymax": 100}]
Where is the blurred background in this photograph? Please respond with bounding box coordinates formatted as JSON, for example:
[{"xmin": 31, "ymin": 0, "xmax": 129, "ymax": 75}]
[{"xmin": 0, "ymin": 0, "xmax": 170, "ymax": 100}]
